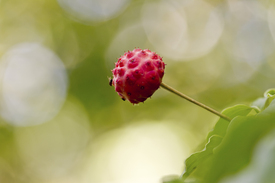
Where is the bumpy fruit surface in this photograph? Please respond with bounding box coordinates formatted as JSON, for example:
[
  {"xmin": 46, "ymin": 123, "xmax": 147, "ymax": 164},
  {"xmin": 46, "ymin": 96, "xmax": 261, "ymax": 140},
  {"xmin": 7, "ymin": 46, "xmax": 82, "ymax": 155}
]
[{"xmin": 111, "ymin": 48, "xmax": 165, "ymax": 104}]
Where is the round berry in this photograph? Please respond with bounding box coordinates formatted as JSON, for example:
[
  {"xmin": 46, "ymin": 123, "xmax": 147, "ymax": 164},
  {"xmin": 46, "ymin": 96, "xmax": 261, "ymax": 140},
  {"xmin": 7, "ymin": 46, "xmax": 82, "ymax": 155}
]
[{"xmin": 111, "ymin": 49, "xmax": 165, "ymax": 104}]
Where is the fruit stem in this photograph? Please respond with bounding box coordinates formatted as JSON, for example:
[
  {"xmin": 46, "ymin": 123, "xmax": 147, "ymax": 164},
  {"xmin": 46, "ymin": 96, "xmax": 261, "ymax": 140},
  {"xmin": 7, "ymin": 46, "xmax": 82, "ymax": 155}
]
[{"xmin": 160, "ymin": 83, "xmax": 231, "ymax": 122}]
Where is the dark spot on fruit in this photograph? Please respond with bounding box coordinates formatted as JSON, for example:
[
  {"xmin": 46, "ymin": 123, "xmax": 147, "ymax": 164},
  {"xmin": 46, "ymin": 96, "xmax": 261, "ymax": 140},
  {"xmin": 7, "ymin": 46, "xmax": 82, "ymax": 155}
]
[
  {"xmin": 133, "ymin": 69, "xmax": 143, "ymax": 79},
  {"xmin": 122, "ymin": 98, "xmax": 125, "ymax": 101},
  {"xmin": 157, "ymin": 61, "xmax": 162, "ymax": 67},
  {"xmin": 140, "ymin": 86, "xmax": 144, "ymax": 90},
  {"xmin": 141, "ymin": 50, "xmax": 146, "ymax": 55},
  {"xmin": 126, "ymin": 75, "xmax": 136, "ymax": 85},
  {"xmin": 152, "ymin": 54, "xmax": 158, "ymax": 59},
  {"xmin": 118, "ymin": 68, "xmax": 125, "ymax": 76},
  {"xmin": 138, "ymin": 50, "xmax": 148, "ymax": 58},
  {"xmin": 119, "ymin": 60, "xmax": 124, "ymax": 67},
  {"xmin": 158, "ymin": 70, "xmax": 164, "ymax": 78},
  {"xmin": 151, "ymin": 76, "xmax": 155, "ymax": 80},
  {"xmin": 134, "ymin": 70, "xmax": 139, "ymax": 76},
  {"xmin": 128, "ymin": 58, "xmax": 139, "ymax": 68},
  {"xmin": 109, "ymin": 78, "xmax": 113, "ymax": 86},
  {"xmin": 116, "ymin": 79, "xmax": 122, "ymax": 86},
  {"xmin": 127, "ymin": 92, "xmax": 131, "ymax": 96},
  {"xmin": 143, "ymin": 61, "xmax": 154, "ymax": 71},
  {"xmin": 127, "ymin": 52, "xmax": 134, "ymax": 58}
]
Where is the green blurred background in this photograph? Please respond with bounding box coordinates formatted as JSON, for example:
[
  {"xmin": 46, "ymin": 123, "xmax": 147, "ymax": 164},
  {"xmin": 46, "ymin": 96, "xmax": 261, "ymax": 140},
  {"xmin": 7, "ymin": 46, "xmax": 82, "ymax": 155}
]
[{"xmin": 0, "ymin": 0, "xmax": 275, "ymax": 182}]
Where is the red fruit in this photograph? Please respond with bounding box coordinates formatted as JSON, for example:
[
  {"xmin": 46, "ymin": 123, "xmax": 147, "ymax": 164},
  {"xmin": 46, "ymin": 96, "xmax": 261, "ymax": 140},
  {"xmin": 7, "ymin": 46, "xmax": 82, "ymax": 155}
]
[{"xmin": 111, "ymin": 49, "xmax": 165, "ymax": 104}]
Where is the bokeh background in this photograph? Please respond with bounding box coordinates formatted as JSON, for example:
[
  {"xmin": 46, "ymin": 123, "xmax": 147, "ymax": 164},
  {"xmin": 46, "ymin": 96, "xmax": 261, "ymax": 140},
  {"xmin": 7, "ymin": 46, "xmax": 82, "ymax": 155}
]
[{"xmin": 0, "ymin": 0, "xmax": 275, "ymax": 182}]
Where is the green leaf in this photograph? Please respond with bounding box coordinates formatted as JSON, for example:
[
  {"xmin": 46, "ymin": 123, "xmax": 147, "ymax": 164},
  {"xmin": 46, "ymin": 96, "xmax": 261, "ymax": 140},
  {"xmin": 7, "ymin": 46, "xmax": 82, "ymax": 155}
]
[
  {"xmin": 251, "ymin": 88, "xmax": 275, "ymax": 111},
  {"xmin": 263, "ymin": 88, "xmax": 275, "ymax": 109},
  {"xmin": 180, "ymin": 90, "xmax": 275, "ymax": 182},
  {"xmin": 222, "ymin": 128, "xmax": 275, "ymax": 183},
  {"xmin": 181, "ymin": 135, "xmax": 223, "ymax": 181},
  {"xmin": 181, "ymin": 104, "xmax": 257, "ymax": 182},
  {"xmin": 251, "ymin": 97, "xmax": 267, "ymax": 111},
  {"xmin": 202, "ymin": 99, "xmax": 275, "ymax": 182},
  {"xmin": 206, "ymin": 104, "xmax": 256, "ymax": 140}
]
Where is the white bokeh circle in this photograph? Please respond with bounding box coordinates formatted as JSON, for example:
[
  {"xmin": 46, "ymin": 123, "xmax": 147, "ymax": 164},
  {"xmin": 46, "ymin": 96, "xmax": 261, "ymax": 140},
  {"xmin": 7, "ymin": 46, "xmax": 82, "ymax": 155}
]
[
  {"xmin": 222, "ymin": 0, "xmax": 274, "ymax": 83},
  {"xmin": 0, "ymin": 42, "xmax": 68, "ymax": 126},
  {"xmin": 14, "ymin": 96, "xmax": 91, "ymax": 180},
  {"xmin": 141, "ymin": 0, "xmax": 224, "ymax": 61},
  {"xmin": 81, "ymin": 122, "xmax": 192, "ymax": 183},
  {"xmin": 105, "ymin": 23, "xmax": 150, "ymax": 70},
  {"xmin": 57, "ymin": 0, "xmax": 131, "ymax": 23}
]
